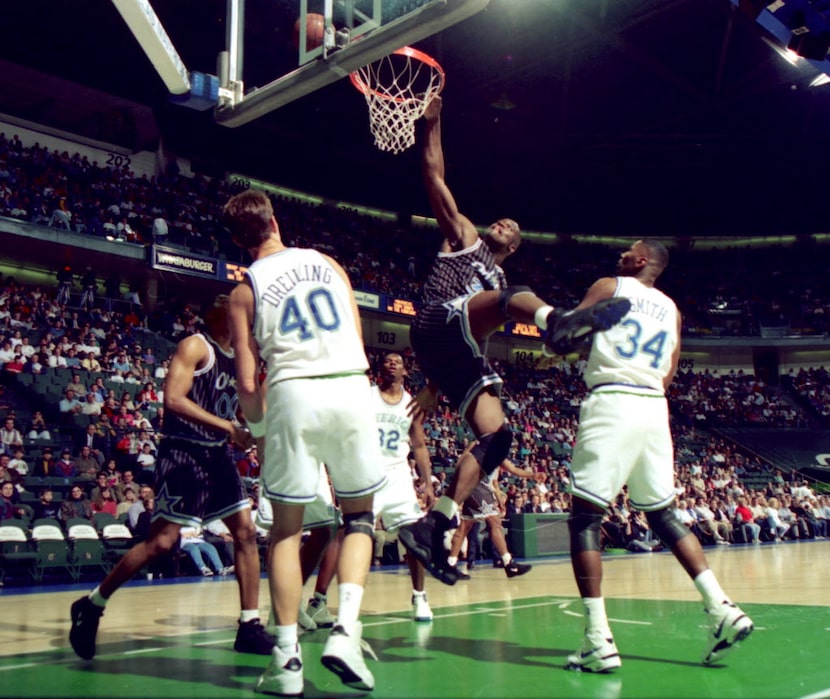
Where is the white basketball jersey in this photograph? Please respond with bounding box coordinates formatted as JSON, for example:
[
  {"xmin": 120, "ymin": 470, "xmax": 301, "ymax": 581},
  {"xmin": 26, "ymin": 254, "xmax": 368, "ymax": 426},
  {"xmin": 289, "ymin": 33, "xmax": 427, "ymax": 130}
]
[
  {"xmin": 246, "ymin": 247, "xmax": 368, "ymax": 383},
  {"xmin": 584, "ymin": 276, "xmax": 678, "ymax": 393},
  {"xmin": 371, "ymin": 385, "xmax": 413, "ymax": 471}
]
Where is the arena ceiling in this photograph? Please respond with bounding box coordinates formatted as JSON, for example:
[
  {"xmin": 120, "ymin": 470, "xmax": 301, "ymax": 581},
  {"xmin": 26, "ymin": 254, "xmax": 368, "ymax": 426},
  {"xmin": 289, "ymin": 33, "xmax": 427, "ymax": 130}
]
[{"xmin": 2, "ymin": 0, "xmax": 830, "ymax": 237}]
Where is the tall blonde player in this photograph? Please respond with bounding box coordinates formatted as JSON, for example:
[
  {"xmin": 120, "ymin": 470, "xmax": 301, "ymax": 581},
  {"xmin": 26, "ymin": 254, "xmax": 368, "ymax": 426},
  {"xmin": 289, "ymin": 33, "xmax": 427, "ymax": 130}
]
[
  {"xmin": 564, "ymin": 239, "xmax": 753, "ymax": 673},
  {"xmin": 224, "ymin": 190, "xmax": 386, "ymax": 696}
]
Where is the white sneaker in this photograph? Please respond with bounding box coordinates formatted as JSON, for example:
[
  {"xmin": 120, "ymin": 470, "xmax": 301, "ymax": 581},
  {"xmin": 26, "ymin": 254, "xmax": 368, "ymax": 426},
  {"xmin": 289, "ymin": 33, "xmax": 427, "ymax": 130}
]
[
  {"xmin": 200, "ymin": 567, "xmax": 213, "ymax": 576},
  {"xmin": 702, "ymin": 602, "xmax": 753, "ymax": 665},
  {"xmin": 306, "ymin": 597, "xmax": 336, "ymax": 628},
  {"xmin": 297, "ymin": 603, "xmax": 317, "ymax": 632},
  {"xmin": 321, "ymin": 622, "xmax": 376, "ymax": 690},
  {"xmin": 219, "ymin": 565, "xmax": 235, "ymax": 576},
  {"xmin": 255, "ymin": 645, "xmax": 303, "ymax": 696},
  {"xmin": 565, "ymin": 635, "xmax": 621, "ymax": 673},
  {"xmin": 412, "ymin": 592, "xmax": 433, "ymax": 622}
]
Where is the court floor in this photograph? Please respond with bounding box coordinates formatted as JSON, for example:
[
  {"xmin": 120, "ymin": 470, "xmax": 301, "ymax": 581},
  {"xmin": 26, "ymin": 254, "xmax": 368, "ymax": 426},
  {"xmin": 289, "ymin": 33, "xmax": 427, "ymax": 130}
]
[{"xmin": 1, "ymin": 540, "xmax": 828, "ymax": 698}]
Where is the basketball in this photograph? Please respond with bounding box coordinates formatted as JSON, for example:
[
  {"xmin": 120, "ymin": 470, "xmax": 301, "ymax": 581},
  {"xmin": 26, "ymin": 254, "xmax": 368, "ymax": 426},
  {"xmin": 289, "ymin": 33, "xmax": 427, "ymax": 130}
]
[{"xmin": 292, "ymin": 13, "xmax": 326, "ymax": 52}]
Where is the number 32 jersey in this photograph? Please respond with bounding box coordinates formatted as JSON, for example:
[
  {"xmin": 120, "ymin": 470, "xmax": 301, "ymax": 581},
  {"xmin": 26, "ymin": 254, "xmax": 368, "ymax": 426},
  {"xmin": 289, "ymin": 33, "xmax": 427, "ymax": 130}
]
[
  {"xmin": 584, "ymin": 276, "xmax": 679, "ymax": 393},
  {"xmin": 371, "ymin": 385, "xmax": 413, "ymax": 472},
  {"xmin": 246, "ymin": 247, "xmax": 368, "ymax": 384}
]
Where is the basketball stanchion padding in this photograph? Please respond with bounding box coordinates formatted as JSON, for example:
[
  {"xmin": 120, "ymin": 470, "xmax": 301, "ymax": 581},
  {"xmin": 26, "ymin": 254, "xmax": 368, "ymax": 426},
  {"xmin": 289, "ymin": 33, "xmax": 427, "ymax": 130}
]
[{"xmin": 350, "ymin": 46, "xmax": 445, "ymax": 154}]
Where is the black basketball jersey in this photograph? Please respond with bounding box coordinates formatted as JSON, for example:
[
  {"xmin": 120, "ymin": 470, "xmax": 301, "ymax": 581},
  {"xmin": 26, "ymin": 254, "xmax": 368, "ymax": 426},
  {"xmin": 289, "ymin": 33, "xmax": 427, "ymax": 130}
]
[
  {"xmin": 163, "ymin": 333, "xmax": 238, "ymax": 445},
  {"xmin": 420, "ymin": 238, "xmax": 508, "ymax": 307}
]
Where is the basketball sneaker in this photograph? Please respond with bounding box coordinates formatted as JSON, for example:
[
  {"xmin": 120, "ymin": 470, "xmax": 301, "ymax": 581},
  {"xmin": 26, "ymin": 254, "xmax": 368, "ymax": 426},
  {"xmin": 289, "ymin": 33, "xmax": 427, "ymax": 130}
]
[
  {"xmin": 412, "ymin": 592, "xmax": 434, "ymax": 622},
  {"xmin": 702, "ymin": 602, "xmax": 753, "ymax": 666},
  {"xmin": 504, "ymin": 558, "xmax": 532, "ymax": 578},
  {"xmin": 452, "ymin": 565, "xmax": 471, "ymax": 580},
  {"xmin": 255, "ymin": 644, "xmax": 303, "ymax": 697},
  {"xmin": 69, "ymin": 596, "xmax": 104, "ymax": 660},
  {"xmin": 234, "ymin": 619, "xmax": 276, "ymax": 655},
  {"xmin": 565, "ymin": 634, "xmax": 622, "ymax": 673},
  {"xmin": 398, "ymin": 511, "xmax": 458, "ymax": 586},
  {"xmin": 321, "ymin": 622, "xmax": 377, "ymax": 691},
  {"xmin": 544, "ymin": 298, "xmax": 631, "ymax": 356},
  {"xmin": 306, "ymin": 596, "xmax": 336, "ymax": 628},
  {"xmin": 297, "ymin": 604, "xmax": 317, "ymax": 632}
]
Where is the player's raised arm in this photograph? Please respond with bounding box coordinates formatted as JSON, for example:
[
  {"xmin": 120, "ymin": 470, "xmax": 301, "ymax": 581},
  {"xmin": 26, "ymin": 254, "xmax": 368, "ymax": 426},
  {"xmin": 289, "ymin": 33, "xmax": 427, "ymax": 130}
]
[{"xmin": 421, "ymin": 96, "xmax": 478, "ymax": 251}]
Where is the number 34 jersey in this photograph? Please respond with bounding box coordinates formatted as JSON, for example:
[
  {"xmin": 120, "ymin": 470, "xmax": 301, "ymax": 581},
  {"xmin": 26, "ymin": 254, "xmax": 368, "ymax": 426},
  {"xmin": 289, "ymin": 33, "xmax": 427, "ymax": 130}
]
[
  {"xmin": 583, "ymin": 276, "xmax": 679, "ymax": 393},
  {"xmin": 246, "ymin": 247, "xmax": 369, "ymax": 384}
]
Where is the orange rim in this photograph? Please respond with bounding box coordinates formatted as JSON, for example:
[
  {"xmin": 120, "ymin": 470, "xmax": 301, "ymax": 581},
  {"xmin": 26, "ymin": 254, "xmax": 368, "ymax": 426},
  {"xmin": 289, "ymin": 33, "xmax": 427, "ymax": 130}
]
[{"xmin": 350, "ymin": 46, "xmax": 445, "ymax": 102}]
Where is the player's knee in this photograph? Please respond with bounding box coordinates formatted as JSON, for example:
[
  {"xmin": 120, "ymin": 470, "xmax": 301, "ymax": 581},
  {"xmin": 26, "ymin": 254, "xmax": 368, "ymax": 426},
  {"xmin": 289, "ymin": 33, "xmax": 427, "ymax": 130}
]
[
  {"xmin": 568, "ymin": 511, "xmax": 604, "ymax": 553},
  {"xmin": 645, "ymin": 507, "xmax": 690, "ymax": 548},
  {"xmin": 498, "ymin": 285, "xmax": 535, "ymax": 316},
  {"xmin": 342, "ymin": 511, "xmax": 374, "ymax": 540},
  {"xmin": 471, "ymin": 426, "xmax": 513, "ymax": 476}
]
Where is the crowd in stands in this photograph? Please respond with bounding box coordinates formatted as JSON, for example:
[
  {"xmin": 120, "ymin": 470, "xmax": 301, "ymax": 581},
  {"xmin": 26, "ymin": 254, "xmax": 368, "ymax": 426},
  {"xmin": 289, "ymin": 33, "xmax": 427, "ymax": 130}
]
[
  {"xmin": 3, "ymin": 131, "xmax": 830, "ymax": 338},
  {"xmin": 1, "ymin": 130, "xmax": 830, "ymax": 582}
]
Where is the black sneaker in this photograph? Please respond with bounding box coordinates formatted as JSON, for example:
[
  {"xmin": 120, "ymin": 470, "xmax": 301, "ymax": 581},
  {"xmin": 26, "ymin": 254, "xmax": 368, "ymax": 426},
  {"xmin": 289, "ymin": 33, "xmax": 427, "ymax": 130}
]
[
  {"xmin": 69, "ymin": 596, "xmax": 104, "ymax": 660},
  {"xmin": 466, "ymin": 559, "xmax": 475, "ymax": 571},
  {"xmin": 493, "ymin": 558, "xmax": 504, "ymax": 569},
  {"xmin": 398, "ymin": 512, "xmax": 458, "ymax": 586},
  {"xmin": 544, "ymin": 298, "xmax": 631, "ymax": 356},
  {"xmin": 234, "ymin": 619, "xmax": 276, "ymax": 655},
  {"xmin": 453, "ymin": 566, "xmax": 471, "ymax": 580},
  {"xmin": 505, "ymin": 558, "xmax": 532, "ymax": 578}
]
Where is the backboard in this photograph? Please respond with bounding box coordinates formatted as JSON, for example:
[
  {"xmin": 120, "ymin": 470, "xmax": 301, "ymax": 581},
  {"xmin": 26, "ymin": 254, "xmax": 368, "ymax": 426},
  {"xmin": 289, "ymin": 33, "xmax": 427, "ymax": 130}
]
[{"xmin": 213, "ymin": 0, "xmax": 489, "ymax": 128}]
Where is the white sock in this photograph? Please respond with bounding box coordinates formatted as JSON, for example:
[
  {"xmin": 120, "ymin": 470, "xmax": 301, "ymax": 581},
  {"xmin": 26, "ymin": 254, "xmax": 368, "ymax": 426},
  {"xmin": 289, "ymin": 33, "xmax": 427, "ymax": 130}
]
[
  {"xmin": 89, "ymin": 586, "xmax": 108, "ymax": 608},
  {"xmin": 501, "ymin": 552, "xmax": 512, "ymax": 566},
  {"xmin": 412, "ymin": 589, "xmax": 426, "ymax": 598},
  {"xmin": 434, "ymin": 496, "xmax": 459, "ymax": 522},
  {"xmin": 447, "ymin": 555, "xmax": 458, "ymax": 567},
  {"xmin": 239, "ymin": 609, "xmax": 259, "ymax": 623},
  {"xmin": 583, "ymin": 597, "xmax": 612, "ymax": 639},
  {"xmin": 694, "ymin": 569, "xmax": 730, "ymax": 611},
  {"xmin": 337, "ymin": 582, "xmax": 364, "ymax": 628},
  {"xmin": 534, "ymin": 305, "xmax": 556, "ymax": 330},
  {"xmin": 275, "ymin": 624, "xmax": 298, "ymax": 652},
  {"xmin": 312, "ymin": 591, "xmax": 327, "ymax": 603}
]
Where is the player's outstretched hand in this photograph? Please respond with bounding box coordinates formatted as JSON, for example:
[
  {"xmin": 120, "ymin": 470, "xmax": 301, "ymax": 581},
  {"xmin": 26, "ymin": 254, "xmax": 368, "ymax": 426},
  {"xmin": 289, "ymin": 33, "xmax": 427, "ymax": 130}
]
[
  {"xmin": 407, "ymin": 384, "xmax": 440, "ymax": 423},
  {"xmin": 423, "ymin": 95, "xmax": 443, "ymax": 121}
]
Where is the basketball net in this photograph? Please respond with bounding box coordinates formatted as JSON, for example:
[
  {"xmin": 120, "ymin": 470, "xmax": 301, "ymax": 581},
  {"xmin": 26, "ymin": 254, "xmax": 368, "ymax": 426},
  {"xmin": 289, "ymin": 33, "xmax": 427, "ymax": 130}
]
[{"xmin": 350, "ymin": 46, "xmax": 445, "ymax": 154}]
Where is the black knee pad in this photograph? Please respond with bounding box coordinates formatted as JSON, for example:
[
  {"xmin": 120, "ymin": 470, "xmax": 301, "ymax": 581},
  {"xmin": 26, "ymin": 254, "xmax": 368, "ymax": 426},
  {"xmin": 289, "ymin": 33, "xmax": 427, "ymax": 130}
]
[
  {"xmin": 498, "ymin": 285, "xmax": 535, "ymax": 315},
  {"xmin": 471, "ymin": 426, "xmax": 513, "ymax": 476},
  {"xmin": 645, "ymin": 507, "xmax": 690, "ymax": 548},
  {"xmin": 568, "ymin": 511, "xmax": 604, "ymax": 553},
  {"xmin": 342, "ymin": 511, "xmax": 374, "ymax": 539}
]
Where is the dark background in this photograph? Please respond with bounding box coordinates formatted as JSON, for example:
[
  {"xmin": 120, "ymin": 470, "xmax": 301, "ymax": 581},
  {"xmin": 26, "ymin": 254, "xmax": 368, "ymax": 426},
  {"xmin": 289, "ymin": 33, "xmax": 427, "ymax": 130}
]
[{"xmin": 2, "ymin": 0, "xmax": 829, "ymax": 236}]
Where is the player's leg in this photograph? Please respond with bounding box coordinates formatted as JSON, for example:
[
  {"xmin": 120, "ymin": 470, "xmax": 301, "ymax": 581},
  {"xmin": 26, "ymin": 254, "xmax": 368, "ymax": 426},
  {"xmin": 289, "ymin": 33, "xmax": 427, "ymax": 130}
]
[
  {"xmin": 446, "ymin": 518, "xmax": 473, "ymax": 580},
  {"xmin": 256, "ymin": 500, "xmax": 305, "ymax": 696},
  {"xmin": 321, "ymin": 494, "xmax": 377, "ymax": 691},
  {"xmin": 223, "ymin": 508, "xmax": 275, "ymax": 655},
  {"xmin": 566, "ymin": 496, "xmax": 620, "ymax": 673},
  {"xmin": 302, "ymin": 524, "xmax": 339, "ymax": 630},
  {"xmin": 70, "ymin": 518, "xmax": 182, "ymax": 660},
  {"xmin": 486, "ymin": 514, "xmax": 531, "ymax": 578}
]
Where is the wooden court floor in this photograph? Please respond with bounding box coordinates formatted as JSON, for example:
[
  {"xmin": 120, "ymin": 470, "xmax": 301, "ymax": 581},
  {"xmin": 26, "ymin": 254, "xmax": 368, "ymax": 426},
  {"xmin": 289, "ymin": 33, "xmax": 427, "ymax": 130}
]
[{"xmin": 1, "ymin": 540, "xmax": 828, "ymax": 699}]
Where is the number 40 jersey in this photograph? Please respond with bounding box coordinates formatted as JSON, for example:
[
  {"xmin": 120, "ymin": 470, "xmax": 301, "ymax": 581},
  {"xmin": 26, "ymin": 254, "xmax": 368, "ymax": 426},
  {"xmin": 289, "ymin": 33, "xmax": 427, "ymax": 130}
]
[
  {"xmin": 246, "ymin": 247, "xmax": 369, "ymax": 385},
  {"xmin": 583, "ymin": 276, "xmax": 679, "ymax": 393}
]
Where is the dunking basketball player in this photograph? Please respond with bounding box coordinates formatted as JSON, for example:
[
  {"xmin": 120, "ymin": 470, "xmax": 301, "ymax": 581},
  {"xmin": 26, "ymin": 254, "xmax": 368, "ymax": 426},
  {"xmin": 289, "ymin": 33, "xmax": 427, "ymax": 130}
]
[
  {"xmin": 69, "ymin": 295, "xmax": 275, "ymax": 661},
  {"xmin": 564, "ymin": 239, "xmax": 753, "ymax": 671},
  {"xmin": 398, "ymin": 95, "xmax": 631, "ymax": 585}
]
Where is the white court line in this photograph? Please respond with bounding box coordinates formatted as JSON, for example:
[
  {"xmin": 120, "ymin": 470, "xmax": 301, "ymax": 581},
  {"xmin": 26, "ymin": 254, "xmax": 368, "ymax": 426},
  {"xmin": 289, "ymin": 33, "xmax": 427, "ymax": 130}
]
[{"xmin": 797, "ymin": 690, "xmax": 830, "ymax": 699}]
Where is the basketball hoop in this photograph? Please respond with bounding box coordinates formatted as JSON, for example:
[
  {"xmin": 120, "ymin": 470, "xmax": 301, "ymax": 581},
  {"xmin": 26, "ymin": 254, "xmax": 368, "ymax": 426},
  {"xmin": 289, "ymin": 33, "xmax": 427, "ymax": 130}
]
[{"xmin": 350, "ymin": 46, "xmax": 445, "ymax": 154}]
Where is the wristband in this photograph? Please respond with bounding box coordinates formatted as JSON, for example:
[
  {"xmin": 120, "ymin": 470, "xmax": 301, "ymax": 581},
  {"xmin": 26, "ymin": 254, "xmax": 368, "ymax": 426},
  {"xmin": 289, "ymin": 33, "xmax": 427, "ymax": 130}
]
[{"xmin": 246, "ymin": 417, "xmax": 266, "ymax": 439}]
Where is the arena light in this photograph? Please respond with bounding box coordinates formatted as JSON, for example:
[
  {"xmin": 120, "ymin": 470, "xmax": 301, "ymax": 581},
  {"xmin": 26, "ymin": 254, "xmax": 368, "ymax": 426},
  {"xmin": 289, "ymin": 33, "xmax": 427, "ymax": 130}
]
[{"xmin": 111, "ymin": 0, "xmax": 190, "ymax": 95}]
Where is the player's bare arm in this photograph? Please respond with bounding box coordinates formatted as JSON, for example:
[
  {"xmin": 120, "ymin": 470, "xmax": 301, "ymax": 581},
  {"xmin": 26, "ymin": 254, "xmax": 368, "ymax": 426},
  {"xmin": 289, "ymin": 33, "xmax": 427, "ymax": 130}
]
[
  {"xmin": 665, "ymin": 312, "xmax": 682, "ymax": 391},
  {"xmin": 573, "ymin": 277, "xmax": 618, "ymax": 312},
  {"xmin": 421, "ymin": 96, "xmax": 478, "ymax": 252},
  {"xmin": 407, "ymin": 381, "xmax": 440, "ymax": 422},
  {"xmin": 229, "ymin": 281, "xmax": 265, "ymax": 427},
  {"xmin": 409, "ymin": 418, "xmax": 436, "ymax": 507}
]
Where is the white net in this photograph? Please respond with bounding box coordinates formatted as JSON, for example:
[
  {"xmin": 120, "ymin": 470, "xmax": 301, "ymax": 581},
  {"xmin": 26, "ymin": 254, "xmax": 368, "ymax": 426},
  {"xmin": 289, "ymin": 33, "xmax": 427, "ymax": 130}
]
[{"xmin": 351, "ymin": 47, "xmax": 445, "ymax": 154}]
